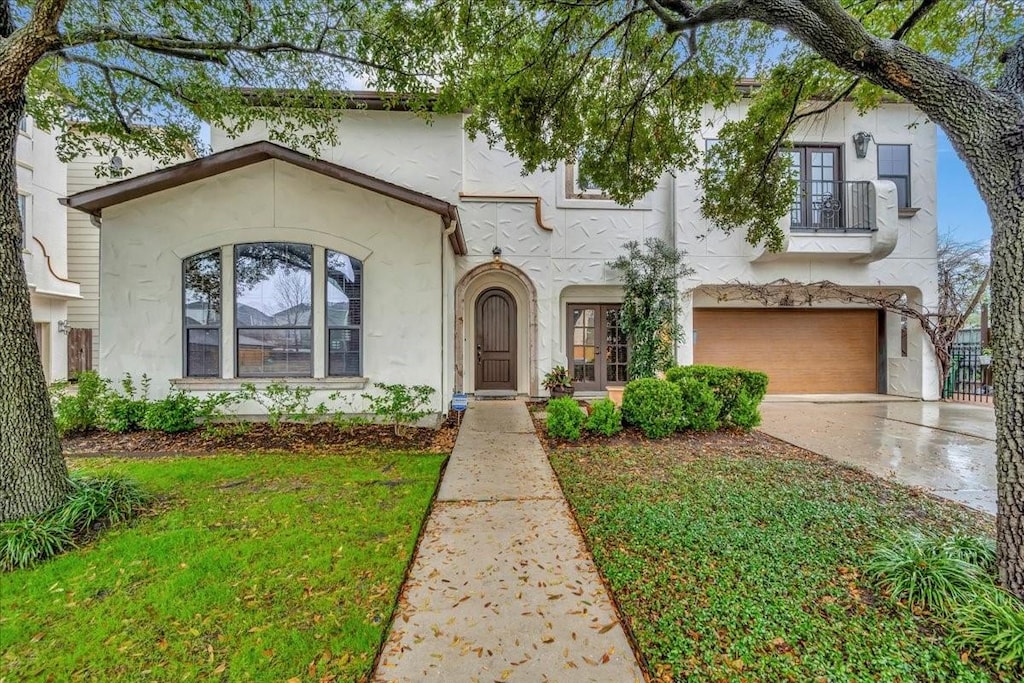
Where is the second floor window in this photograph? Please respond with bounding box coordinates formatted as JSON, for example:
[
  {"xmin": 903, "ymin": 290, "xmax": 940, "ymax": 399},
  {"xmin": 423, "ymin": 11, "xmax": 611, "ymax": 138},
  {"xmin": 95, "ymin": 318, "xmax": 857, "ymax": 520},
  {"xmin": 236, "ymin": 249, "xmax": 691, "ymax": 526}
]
[{"xmin": 877, "ymin": 144, "xmax": 911, "ymax": 209}]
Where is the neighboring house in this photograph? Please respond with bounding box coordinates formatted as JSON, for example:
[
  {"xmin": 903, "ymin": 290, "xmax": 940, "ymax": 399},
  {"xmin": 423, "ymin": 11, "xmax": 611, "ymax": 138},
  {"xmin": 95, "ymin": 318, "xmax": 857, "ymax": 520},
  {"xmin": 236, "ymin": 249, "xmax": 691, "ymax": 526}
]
[
  {"xmin": 66, "ymin": 142, "xmax": 179, "ymax": 372},
  {"xmin": 63, "ymin": 91, "xmax": 940, "ymax": 415},
  {"xmin": 17, "ymin": 116, "xmax": 80, "ymax": 383}
]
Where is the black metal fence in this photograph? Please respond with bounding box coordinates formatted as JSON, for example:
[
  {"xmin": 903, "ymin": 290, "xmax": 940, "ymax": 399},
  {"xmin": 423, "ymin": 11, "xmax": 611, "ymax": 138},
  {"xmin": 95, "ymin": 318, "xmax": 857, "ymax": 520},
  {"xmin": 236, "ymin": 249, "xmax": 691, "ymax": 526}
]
[
  {"xmin": 945, "ymin": 342, "xmax": 993, "ymax": 401},
  {"xmin": 790, "ymin": 179, "xmax": 875, "ymax": 232}
]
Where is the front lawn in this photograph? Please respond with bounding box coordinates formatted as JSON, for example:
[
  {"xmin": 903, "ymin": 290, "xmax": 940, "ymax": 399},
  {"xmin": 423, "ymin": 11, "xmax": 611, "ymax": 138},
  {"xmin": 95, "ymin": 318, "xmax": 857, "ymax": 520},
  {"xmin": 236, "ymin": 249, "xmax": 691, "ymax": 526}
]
[
  {"xmin": 1, "ymin": 451, "xmax": 445, "ymax": 682},
  {"xmin": 546, "ymin": 431, "xmax": 999, "ymax": 682}
]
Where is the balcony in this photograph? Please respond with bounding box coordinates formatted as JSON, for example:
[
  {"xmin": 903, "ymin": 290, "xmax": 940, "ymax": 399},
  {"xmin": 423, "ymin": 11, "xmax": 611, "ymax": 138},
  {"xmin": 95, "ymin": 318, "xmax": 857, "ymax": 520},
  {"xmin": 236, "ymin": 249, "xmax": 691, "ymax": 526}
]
[
  {"xmin": 750, "ymin": 179, "xmax": 899, "ymax": 263},
  {"xmin": 790, "ymin": 179, "xmax": 875, "ymax": 232}
]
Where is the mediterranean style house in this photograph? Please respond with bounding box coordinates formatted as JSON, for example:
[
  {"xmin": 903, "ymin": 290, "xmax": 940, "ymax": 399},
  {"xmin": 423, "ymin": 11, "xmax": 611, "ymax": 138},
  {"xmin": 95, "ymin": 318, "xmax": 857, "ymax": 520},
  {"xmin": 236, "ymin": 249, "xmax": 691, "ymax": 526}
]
[
  {"xmin": 18, "ymin": 116, "xmax": 80, "ymax": 383},
  {"xmin": 62, "ymin": 92, "xmax": 940, "ymax": 415}
]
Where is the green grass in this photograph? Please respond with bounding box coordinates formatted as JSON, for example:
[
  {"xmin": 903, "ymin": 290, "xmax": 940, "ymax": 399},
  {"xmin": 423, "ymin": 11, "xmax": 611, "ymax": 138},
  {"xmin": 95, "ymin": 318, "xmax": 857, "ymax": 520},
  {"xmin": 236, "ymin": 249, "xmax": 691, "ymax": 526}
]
[
  {"xmin": 0, "ymin": 451, "xmax": 445, "ymax": 682},
  {"xmin": 548, "ymin": 440, "xmax": 1000, "ymax": 682}
]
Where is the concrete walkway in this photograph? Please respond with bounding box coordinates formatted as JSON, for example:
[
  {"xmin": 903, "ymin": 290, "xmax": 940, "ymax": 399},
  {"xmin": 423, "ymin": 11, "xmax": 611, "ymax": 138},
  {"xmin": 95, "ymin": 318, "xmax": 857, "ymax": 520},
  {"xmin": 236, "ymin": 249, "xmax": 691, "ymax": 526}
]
[
  {"xmin": 374, "ymin": 401, "xmax": 644, "ymax": 682},
  {"xmin": 760, "ymin": 400, "xmax": 996, "ymax": 514}
]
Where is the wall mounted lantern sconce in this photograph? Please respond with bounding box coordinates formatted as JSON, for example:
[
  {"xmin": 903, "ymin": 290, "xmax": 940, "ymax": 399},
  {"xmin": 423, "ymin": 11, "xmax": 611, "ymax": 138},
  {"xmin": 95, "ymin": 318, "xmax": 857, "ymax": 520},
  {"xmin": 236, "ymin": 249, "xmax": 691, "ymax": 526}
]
[
  {"xmin": 852, "ymin": 131, "xmax": 874, "ymax": 159},
  {"xmin": 491, "ymin": 245, "xmax": 502, "ymax": 262}
]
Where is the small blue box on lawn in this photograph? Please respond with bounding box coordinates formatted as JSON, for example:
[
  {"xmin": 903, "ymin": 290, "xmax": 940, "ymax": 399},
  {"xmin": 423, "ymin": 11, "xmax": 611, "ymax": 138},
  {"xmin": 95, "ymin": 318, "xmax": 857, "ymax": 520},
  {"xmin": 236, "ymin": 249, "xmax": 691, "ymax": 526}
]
[{"xmin": 451, "ymin": 393, "xmax": 469, "ymax": 412}]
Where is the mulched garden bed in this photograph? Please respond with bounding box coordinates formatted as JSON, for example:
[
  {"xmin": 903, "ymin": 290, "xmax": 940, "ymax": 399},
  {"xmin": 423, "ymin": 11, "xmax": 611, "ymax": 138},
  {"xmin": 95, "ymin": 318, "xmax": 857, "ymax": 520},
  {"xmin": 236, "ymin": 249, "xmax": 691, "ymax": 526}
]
[{"xmin": 63, "ymin": 412, "xmax": 461, "ymax": 457}]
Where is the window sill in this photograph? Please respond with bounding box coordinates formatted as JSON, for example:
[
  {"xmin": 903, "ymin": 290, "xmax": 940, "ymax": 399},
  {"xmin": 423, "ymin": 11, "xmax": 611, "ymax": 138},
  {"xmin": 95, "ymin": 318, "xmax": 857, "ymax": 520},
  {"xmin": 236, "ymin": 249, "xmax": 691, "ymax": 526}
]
[
  {"xmin": 898, "ymin": 207, "xmax": 920, "ymax": 218},
  {"xmin": 171, "ymin": 377, "xmax": 369, "ymax": 391}
]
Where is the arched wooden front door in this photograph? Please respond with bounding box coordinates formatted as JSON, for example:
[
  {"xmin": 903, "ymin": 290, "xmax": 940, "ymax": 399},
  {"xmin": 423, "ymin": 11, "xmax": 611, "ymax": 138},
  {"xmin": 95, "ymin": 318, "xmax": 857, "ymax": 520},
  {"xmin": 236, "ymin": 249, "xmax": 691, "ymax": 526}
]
[{"xmin": 474, "ymin": 288, "xmax": 517, "ymax": 391}]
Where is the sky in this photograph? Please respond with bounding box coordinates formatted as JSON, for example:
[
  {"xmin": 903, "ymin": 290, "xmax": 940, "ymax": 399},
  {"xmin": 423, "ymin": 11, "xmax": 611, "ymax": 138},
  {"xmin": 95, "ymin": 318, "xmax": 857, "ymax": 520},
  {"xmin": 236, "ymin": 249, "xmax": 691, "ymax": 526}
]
[{"xmin": 936, "ymin": 129, "xmax": 991, "ymax": 245}]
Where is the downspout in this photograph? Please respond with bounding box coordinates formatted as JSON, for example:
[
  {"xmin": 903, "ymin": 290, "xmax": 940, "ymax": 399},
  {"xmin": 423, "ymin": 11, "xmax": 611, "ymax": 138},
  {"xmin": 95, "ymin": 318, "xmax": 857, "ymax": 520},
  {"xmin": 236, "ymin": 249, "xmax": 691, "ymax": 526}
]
[
  {"xmin": 668, "ymin": 171, "xmax": 680, "ymax": 363},
  {"xmin": 442, "ymin": 214, "xmax": 457, "ymax": 415}
]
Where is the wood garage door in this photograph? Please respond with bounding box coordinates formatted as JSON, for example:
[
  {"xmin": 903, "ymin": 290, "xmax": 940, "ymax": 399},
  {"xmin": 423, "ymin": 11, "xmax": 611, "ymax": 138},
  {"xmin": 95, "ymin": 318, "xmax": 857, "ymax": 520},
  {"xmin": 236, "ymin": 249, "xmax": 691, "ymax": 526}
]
[{"xmin": 693, "ymin": 309, "xmax": 880, "ymax": 394}]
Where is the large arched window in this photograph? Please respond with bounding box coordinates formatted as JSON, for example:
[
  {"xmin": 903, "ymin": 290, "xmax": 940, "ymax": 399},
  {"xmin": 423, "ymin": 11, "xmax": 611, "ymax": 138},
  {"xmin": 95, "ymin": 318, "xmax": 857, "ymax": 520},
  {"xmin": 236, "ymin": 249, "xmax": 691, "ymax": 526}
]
[
  {"xmin": 182, "ymin": 243, "xmax": 363, "ymax": 379},
  {"xmin": 183, "ymin": 249, "xmax": 221, "ymax": 377}
]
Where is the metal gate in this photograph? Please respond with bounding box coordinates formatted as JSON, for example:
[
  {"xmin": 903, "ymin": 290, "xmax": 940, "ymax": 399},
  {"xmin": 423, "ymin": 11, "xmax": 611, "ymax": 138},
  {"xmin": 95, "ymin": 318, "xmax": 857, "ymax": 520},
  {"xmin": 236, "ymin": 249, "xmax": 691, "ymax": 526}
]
[{"xmin": 944, "ymin": 342, "xmax": 992, "ymax": 402}]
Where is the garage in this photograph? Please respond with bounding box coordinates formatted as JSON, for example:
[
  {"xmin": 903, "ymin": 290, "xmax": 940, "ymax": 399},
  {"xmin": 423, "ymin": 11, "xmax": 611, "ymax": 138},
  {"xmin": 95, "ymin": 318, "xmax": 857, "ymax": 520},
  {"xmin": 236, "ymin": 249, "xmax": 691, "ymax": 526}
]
[{"xmin": 692, "ymin": 308, "xmax": 881, "ymax": 394}]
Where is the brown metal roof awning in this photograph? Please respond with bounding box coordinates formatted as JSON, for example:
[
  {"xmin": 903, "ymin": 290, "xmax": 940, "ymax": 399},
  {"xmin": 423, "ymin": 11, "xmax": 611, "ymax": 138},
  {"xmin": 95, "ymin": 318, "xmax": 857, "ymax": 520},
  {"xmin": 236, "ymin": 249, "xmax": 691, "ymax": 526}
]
[{"xmin": 61, "ymin": 140, "xmax": 467, "ymax": 256}]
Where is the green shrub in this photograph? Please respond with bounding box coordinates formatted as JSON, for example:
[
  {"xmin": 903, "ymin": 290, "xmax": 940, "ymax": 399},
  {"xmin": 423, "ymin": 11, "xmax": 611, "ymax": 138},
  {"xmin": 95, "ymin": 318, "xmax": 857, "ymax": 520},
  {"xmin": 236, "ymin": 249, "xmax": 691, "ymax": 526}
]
[
  {"xmin": 730, "ymin": 389, "xmax": 762, "ymax": 431},
  {"xmin": 240, "ymin": 382, "xmax": 328, "ymax": 429},
  {"xmin": 865, "ymin": 533, "xmax": 984, "ymax": 613},
  {"xmin": 547, "ymin": 397, "xmax": 587, "ymax": 440},
  {"xmin": 585, "ymin": 398, "xmax": 623, "ymax": 436},
  {"xmin": 101, "ymin": 374, "xmax": 151, "ymax": 433},
  {"xmin": 363, "ymin": 383, "xmax": 436, "ymax": 436},
  {"xmin": 666, "ymin": 365, "xmax": 768, "ymax": 423},
  {"xmin": 621, "ymin": 378, "xmax": 682, "ymax": 439},
  {"xmin": 52, "ymin": 370, "xmax": 108, "ymax": 435},
  {"xmin": 674, "ymin": 377, "xmax": 721, "ymax": 431},
  {"xmin": 142, "ymin": 391, "xmax": 200, "ymax": 433},
  {"xmin": 952, "ymin": 585, "xmax": 1024, "ymax": 677},
  {"xmin": 1, "ymin": 473, "xmax": 149, "ymax": 570},
  {"xmin": 195, "ymin": 391, "xmax": 245, "ymax": 434}
]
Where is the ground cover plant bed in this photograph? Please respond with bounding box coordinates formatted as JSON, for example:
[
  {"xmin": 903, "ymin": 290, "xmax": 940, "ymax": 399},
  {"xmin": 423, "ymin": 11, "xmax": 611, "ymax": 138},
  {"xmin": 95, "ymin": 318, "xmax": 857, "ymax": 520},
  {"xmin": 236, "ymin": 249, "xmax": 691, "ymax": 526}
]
[
  {"xmin": 542, "ymin": 428, "xmax": 1004, "ymax": 682},
  {"xmin": 62, "ymin": 413, "xmax": 460, "ymax": 457},
  {"xmin": 0, "ymin": 451, "xmax": 445, "ymax": 682}
]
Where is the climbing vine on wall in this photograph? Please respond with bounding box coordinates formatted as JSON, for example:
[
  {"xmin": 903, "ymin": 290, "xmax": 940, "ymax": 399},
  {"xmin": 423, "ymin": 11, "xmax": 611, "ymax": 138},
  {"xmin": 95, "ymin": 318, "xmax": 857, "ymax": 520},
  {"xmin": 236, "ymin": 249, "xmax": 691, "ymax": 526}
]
[{"xmin": 609, "ymin": 238, "xmax": 692, "ymax": 379}]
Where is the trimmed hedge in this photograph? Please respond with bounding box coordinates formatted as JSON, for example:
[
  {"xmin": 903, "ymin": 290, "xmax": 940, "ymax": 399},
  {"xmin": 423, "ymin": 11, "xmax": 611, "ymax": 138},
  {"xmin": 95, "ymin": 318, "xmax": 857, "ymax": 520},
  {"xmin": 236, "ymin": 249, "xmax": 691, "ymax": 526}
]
[
  {"xmin": 675, "ymin": 377, "xmax": 721, "ymax": 431},
  {"xmin": 586, "ymin": 398, "xmax": 623, "ymax": 436},
  {"xmin": 547, "ymin": 397, "xmax": 586, "ymax": 440},
  {"xmin": 621, "ymin": 378, "xmax": 682, "ymax": 438},
  {"xmin": 665, "ymin": 365, "xmax": 768, "ymax": 423}
]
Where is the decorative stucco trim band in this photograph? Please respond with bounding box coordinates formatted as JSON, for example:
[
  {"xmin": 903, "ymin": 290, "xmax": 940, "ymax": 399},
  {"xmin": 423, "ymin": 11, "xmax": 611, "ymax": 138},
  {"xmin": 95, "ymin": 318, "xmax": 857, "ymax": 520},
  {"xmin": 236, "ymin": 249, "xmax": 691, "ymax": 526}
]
[{"xmin": 459, "ymin": 193, "xmax": 555, "ymax": 232}]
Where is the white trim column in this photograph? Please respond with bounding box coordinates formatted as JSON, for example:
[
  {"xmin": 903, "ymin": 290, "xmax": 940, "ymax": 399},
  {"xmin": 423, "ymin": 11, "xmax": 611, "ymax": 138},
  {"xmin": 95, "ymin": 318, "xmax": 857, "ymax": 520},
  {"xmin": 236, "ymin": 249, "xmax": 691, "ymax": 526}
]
[
  {"xmin": 220, "ymin": 245, "xmax": 235, "ymax": 379},
  {"xmin": 312, "ymin": 245, "xmax": 327, "ymax": 378}
]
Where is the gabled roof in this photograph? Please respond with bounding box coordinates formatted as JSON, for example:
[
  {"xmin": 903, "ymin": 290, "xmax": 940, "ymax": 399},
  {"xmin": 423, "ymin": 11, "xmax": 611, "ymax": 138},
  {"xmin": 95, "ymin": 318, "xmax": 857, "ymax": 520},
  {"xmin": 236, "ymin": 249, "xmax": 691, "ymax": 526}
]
[{"xmin": 61, "ymin": 140, "xmax": 467, "ymax": 255}]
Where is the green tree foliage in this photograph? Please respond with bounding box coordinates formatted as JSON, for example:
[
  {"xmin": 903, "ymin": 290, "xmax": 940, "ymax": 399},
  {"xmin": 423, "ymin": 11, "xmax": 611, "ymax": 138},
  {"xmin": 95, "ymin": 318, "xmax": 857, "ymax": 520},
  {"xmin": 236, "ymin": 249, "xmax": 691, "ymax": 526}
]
[{"xmin": 609, "ymin": 239, "xmax": 692, "ymax": 379}]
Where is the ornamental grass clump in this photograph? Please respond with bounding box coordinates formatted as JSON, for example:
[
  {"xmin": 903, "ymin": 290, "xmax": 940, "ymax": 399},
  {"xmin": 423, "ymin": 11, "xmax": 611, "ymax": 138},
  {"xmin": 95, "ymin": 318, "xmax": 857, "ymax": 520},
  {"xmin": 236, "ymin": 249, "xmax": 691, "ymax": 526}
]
[
  {"xmin": 866, "ymin": 531, "xmax": 1023, "ymax": 677},
  {"xmin": 951, "ymin": 585, "xmax": 1024, "ymax": 678},
  {"xmin": 547, "ymin": 397, "xmax": 586, "ymax": 441},
  {"xmin": 0, "ymin": 474, "xmax": 150, "ymax": 571},
  {"xmin": 864, "ymin": 533, "xmax": 984, "ymax": 614}
]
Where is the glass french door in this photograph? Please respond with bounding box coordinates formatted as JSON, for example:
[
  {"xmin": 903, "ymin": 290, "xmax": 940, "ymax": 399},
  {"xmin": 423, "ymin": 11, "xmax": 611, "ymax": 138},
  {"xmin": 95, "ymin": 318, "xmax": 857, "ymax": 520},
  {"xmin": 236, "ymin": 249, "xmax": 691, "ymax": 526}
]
[
  {"xmin": 789, "ymin": 146, "xmax": 842, "ymax": 229},
  {"xmin": 567, "ymin": 304, "xmax": 629, "ymax": 391}
]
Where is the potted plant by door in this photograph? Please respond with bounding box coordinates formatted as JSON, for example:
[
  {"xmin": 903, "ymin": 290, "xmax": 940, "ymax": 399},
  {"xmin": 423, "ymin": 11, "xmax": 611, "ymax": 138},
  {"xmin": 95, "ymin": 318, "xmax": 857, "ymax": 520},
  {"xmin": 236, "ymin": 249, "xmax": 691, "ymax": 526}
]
[{"xmin": 543, "ymin": 366, "xmax": 575, "ymax": 398}]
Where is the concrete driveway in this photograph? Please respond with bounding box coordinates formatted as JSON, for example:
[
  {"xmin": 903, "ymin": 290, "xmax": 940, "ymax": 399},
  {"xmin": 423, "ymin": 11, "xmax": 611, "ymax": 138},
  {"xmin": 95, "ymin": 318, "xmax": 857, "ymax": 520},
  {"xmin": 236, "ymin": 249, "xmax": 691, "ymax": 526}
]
[{"xmin": 759, "ymin": 400, "xmax": 996, "ymax": 514}]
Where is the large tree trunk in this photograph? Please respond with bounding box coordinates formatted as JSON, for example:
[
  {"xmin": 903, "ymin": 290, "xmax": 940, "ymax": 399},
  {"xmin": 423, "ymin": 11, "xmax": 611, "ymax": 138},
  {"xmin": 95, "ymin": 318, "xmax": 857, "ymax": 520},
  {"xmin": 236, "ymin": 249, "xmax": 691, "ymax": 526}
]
[
  {"xmin": 985, "ymin": 154, "xmax": 1024, "ymax": 598},
  {"xmin": 0, "ymin": 93, "xmax": 71, "ymax": 522}
]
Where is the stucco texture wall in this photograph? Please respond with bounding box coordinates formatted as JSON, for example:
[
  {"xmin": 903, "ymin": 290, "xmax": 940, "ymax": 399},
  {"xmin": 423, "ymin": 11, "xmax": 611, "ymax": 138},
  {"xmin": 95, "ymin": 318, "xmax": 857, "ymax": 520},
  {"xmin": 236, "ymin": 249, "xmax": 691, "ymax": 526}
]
[{"xmin": 98, "ymin": 159, "xmax": 449, "ymax": 411}]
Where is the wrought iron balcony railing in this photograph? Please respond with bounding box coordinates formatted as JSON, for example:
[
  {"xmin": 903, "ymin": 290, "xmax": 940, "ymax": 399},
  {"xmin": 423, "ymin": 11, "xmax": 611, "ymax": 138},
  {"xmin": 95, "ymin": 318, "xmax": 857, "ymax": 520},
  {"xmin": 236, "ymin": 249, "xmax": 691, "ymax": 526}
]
[{"xmin": 790, "ymin": 179, "xmax": 875, "ymax": 232}]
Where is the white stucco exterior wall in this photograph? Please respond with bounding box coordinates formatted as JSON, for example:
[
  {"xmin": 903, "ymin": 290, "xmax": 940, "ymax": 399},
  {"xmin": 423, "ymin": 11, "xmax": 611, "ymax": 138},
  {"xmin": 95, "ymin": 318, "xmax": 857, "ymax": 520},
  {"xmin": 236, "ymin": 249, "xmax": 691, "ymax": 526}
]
[
  {"xmin": 176, "ymin": 98, "xmax": 939, "ymax": 403},
  {"xmin": 98, "ymin": 159, "xmax": 451, "ymax": 413},
  {"xmin": 16, "ymin": 117, "xmax": 79, "ymax": 383},
  {"xmin": 67, "ymin": 144, "xmax": 172, "ymax": 371}
]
